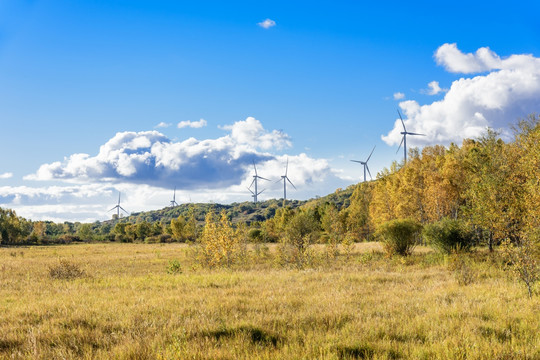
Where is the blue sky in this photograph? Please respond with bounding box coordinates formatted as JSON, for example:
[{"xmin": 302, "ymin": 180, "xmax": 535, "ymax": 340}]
[{"xmin": 1, "ymin": 0, "xmax": 539, "ymax": 222}]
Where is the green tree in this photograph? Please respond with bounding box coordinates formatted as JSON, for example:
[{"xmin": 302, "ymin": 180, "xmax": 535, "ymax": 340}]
[
  {"xmin": 344, "ymin": 182, "xmax": 373, "ymax": 241},
  {"xmin": 0, "ymin": 208, "xmax": 24, "ymax": 244},
  {"xmin": 280, "ymin": 209, "xmax": 318, "ymax": 268},
  {"xmin": 170, "ymin": 215, "xmax": 188, "ymax": 241},
  {"xmin": 77, "ymin": 223, "xmax": 94, "ymax": 241}
]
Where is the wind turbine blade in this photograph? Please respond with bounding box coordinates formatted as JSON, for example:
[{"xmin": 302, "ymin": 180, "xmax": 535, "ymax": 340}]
[
  {"xmin": 252, "ymin": 160, "xmax": 258, "ymax": 176},
  {"xmin": 249, "ymin": 178, "xmax": 256, "ymax": 188},
  {"xmin": 276, "ymin": 178, "xmax": 283, "ymax": 184},
  {"xmin": 397, "ymin": 109, "xmax": 407, "ymax": 132},
  {"xmin": 119, "ymin": 206, "xmax": 128, "ymax": 214},
  {"xmin": 108, "ymin": 206, "xmax": 117, "ymax": 212},
  {"xmin": 247, "ymin": 187, "xmax": 255, "ymax": 195},
  {"xmin": 350, "ymin": 160, "xmax": 362, "ymax": 163},
  {"xmin": 367, "ymin": 165, "xmax": 373, "ymax": 180},
  {"xmin": 285, "ymin": 158, "xmax": 289, "ymax": 177},
  {"xmin": 258, "ymin": 176, "xmax": 271, "ymax": 181},
  {"xmin": 396, "ymin": 136, "xmax": 404, "ymax": 154},
  {"xmin": 286, "ymin": 177, "xmax": 297, "ymax": 190},
  {"xmin": 118, "ymin": 192, "xmax": 121, "ymax": 204},
  {"xmin": 366, "ymin": 146, "xmax": 376, "ymax": 162},
  {"xmin": 257, "ymin": 189, "xmax": 266, "ymax": 196},
  {"xmin": 407, "ymin": 132, "xmax": 426, "ymax": 136}
]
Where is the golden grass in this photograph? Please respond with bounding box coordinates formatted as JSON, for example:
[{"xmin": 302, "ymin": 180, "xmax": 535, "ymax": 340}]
[{"xmin": 0, "ymin": 243, "xmax": 538, "ymax": 359}]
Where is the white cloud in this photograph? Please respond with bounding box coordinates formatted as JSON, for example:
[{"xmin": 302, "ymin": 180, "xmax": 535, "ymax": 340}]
[
  {"xmin": 155, "ymin": 122, "xmax": 171, "ymax": 128},
  {"xmin": 424, "ymin": 81, "xmax": 446, "ymax": 95},
  {"xmin": 222, "ymin": 116, "xmax": 291, "ymax": 150},
  {"xmin": 435, "ymin": 43, "xmax": 502, "ymax": 74},
  {"xmin": 393, "ymin": 92, "xmax": 405, "ymax": 100},
  {"xmin": 383, "ymin": 44, "xmax": 540, "ymax": 147},
  {"xmin": 0, "ymin": 172, "xmax": 13, "ymax": 179},
  {"xmin": 177, "ymin": 119, "xmax": 207, "ymax": 129},
  {"xmin": 258, "ymin": 19, "xmax": 276, "ymax": 29},
  {"xmin": 25, "ymin": 117, "xmax": 296, "ymax": 190}
]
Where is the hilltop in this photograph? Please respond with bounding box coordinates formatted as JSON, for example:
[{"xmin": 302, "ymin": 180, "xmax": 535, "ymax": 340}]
[{"xmin": 106, "ymin": 185, "xmax": 356, "ymax": 225}]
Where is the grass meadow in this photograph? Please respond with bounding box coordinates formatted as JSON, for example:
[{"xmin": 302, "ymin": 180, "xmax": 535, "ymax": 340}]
[{"xmin": 0, "ymin": 243, "xmax": 538, "ymax": 359}]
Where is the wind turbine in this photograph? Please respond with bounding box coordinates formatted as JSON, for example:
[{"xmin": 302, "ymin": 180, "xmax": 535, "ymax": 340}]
[
  {"xmin": 109, "ymin": 192, "xmax": 128, "ymax": 219},
  {"xmin": 170, "ymin": 186, "xmax": 179, "ymax": 207},
  {"xmin": 248, "ymin": 160, "xmax": 270, "ymax": 204},
  {"xmin": 396, "ymin": 109, "xmax": 425, "ymax": 163},
  {"xmin": 351, "ymin": 146, "xmax": 376, "ymax": 182},
  {"xmin": 278, "ymin": 158, "xmax": 296, "ymax": 205}
]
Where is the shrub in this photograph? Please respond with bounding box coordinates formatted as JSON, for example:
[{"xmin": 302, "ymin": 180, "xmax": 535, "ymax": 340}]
[
  {"xmin": 48, "ymin": 259, "xmax": 85, "ymax": 280},
  {"xmin": 55, "ymin": 234, "xmax": 81, "ymax": 244},
  {"xmin": 423, "ymin": 218, "xmax": 474, "ymax": 254},
  {"xmin": 278, "ymin": 210, "xmax": 318, "ymax": 268},
  {"xmin": 448, "ymin": 254, "xmax": 475, "ymax": 285},
  {"xmin": 167, "ymin": 259, "xmax": 182, "ymax": 274},
  {"xmin": 248, "ymin": 228, "xmax": 263, "ymax": 242},
  {"xmin": 376, "ymin": 219, "xmax": 422, "ymax": 256},
  {"xmin": 501, "ymin": 235, "xmax": 539, "ymax": 298},
  {"xmin": 198, "ymin": 210, "xmax": 243, "ymax": 267}
]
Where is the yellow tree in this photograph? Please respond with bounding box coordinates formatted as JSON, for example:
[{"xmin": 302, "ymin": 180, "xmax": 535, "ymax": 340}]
[
  {"xmin": 170, "ymin": 215, "xmax": 187, "ymax": 241},
  {"xmin": 31, "ymin": 221, "xmax": 47, "ymax": 242},
  {"xmin": 343, "ymin": 182, "xmax": 373, "ymax": 240},
  {"xmin": 514, "ymin": 114, "xmax": 540, "ymax": 233},
  {"xmin": 321, "ymin": 203, "xmax": 345, "ymax": 257},
  {"xmin": 422, "ymin": 145, "xmax": 463, "ymax": 222},
  {"xmin": 199, "ymin": 209, "xmax": 240, "ymax": 267},
  {"xmin": 394, "ymin": 149, "xmax": 425, "ymax": 223},
  {"xmin": 369, "ymin": 164, "xmax": 399, "ymax": 228},
  {"xmin": 462, "ymin": 130, "xmax": 525, "ymax": 250}
]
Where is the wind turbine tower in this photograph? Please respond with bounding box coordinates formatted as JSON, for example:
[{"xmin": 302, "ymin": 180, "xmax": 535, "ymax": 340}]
[
  {"xmin": 109, "ymin": 192, "xmax": 128, "ymax": 219},
  {"xmin": 351, "ymin": 146, "xmax": 376, "ymax": 182},
  {"xmin": 248, "ymin": 160, "xmax": 270, "ymax": 203},
  {"xmin": 396, "ymin": 109, "xmax": 425, "ymax": 163},
  {"xmin": 279, "ymin": 158, "xmax": 296, "ymax": 205},
  {"xmin": 170, "ymin": 186, "xmax": 179, "ymax": 207}
]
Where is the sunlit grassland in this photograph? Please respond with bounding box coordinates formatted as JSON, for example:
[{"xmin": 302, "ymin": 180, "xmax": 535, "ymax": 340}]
[{"xmin": 0, "ymin": 243, "xmax": 538, "ymax": 359}]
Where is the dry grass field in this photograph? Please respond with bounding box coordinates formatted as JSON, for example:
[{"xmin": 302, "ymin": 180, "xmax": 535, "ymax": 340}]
[{"xmin": 0, "ymin": 243, "xmax": 538, "ymax": 359}]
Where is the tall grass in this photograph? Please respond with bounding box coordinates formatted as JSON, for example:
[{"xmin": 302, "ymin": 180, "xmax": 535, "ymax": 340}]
[{"xmin": 0, "ymin": 243, "xmax": 538, "ymax": 359}]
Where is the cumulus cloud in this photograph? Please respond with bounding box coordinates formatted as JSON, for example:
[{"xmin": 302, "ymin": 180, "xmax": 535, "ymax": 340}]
[
  {"xmin": 393, "ymin": 92, "xmax": 405, "ymax": 100},
  {"xmin": 0, "ymin": 172, "xmax": 13, "ymax": 179},
  {"xmin": 222, "ymin": 116, "xmax": 291, "ymax": 150},
  {"xmin": 383, "ymin": 44, "xmax": 540, "ymax": 147},
  {"xmin": 258, "ymin": 18, "xmax": 276, "ymax": 29},
  {"xmin": 435, "ymin": 43, "xmax": 502, "ymax": 74},
  {"xmin": 177, "ymin": 119, "xmax": 207, "ymax": 129},
  {"xmin": 424, "ymin": 81, "xmax": 446, "ymax": 95},
  {"xmin": 155, "ymin": 122, "xmax": 171, "ymax": 128},
  {"xmin": 24, "ymin": 117, "xmax": 310, "ymax": 191}
]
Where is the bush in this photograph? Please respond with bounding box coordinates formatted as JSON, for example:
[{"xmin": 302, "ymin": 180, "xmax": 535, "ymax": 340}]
[
  {"xmin": 248, "ymin": 228, "xmax": 263, "ymax": 242},
  {"xmin": 501, "ymin": 236, "xmax": 539, "ymax": 298},
  {"xmin": 377, "ymin": 219, "xmax": 422, "ymax": 256},
  {"xmin": 423, "ymin": 218, "xmax": 474, "ymax": 254},
  {"xmin": 48, "ymin": 259, "xmax": 85, "ymax": 280},
  {"xmin": 167, "ymin": 259, "xmax": 182, "ymax": 274},
  {"xmin": 55, "ymin": 234, "xmax": 81, "ymax": 244},
  {"xmin": 448, "ymin": 254, "xmax": 475, "ymax": 285}
]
